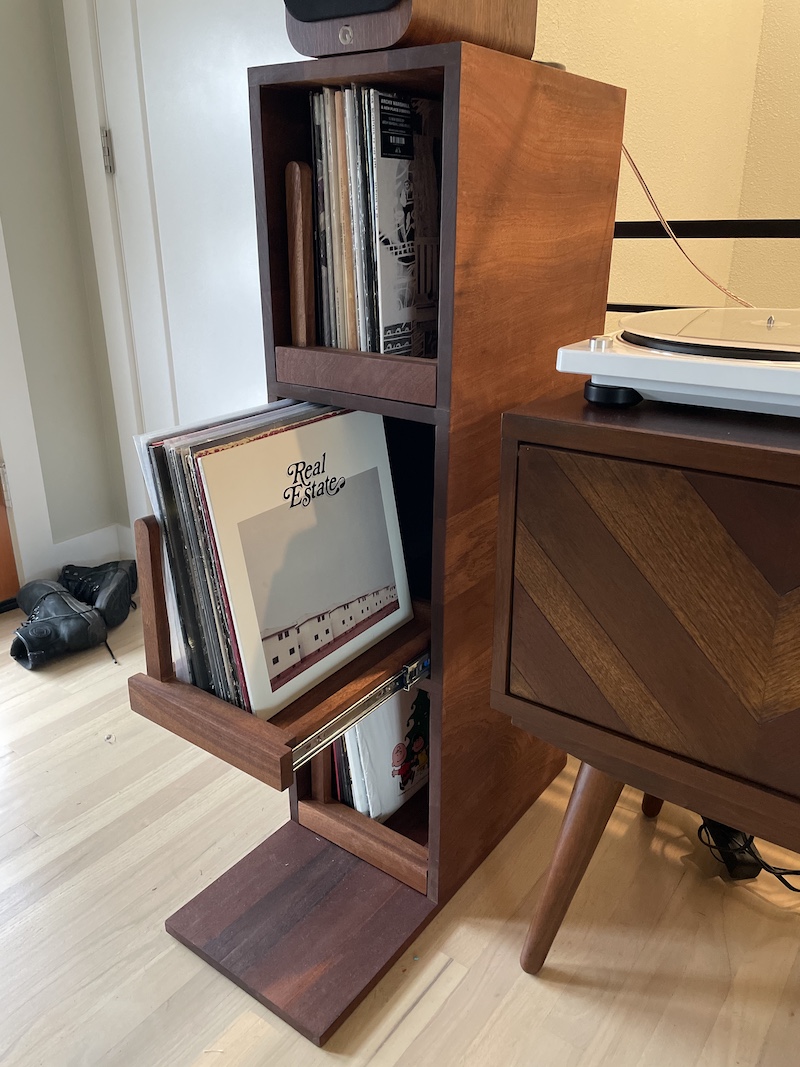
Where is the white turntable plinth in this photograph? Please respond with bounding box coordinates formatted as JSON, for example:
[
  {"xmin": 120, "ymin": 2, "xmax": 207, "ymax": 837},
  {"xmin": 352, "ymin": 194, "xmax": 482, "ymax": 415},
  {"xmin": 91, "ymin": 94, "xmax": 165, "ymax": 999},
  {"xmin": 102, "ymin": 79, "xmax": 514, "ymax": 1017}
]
[{"xmin": 558, "ymin": 307, "xmax": 800, "ymax": 417}]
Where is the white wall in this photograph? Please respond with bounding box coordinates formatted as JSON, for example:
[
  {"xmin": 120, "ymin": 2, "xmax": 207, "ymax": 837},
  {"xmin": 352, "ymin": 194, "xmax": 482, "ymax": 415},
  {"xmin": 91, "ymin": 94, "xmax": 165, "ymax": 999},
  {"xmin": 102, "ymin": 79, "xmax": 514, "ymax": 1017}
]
[
  {"xmin": 132, "ymin": 0, "xmax": 299, "ymax": 426},
  {"xmin": 64, "ymin": 0, "xmax": 300, "ymax": 532},
  {"xmin": 0, "ymin": 0, "xmax": 125, "ymax": 579}
]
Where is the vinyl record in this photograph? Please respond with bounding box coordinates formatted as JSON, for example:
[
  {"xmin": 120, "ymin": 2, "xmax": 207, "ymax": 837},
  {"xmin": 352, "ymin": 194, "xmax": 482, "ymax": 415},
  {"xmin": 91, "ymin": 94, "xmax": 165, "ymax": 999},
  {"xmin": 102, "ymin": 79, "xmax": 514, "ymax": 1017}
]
[{"xmin": 620, "ymin": 307, "xmax": 800, "ymax": 362}]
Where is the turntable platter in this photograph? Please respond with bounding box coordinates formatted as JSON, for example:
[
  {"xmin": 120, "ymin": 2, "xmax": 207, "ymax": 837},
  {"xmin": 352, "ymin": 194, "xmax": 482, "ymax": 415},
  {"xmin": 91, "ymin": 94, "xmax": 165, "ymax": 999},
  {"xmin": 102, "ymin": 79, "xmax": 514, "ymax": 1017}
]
[{"xmin": 620, "ymin": 307, "xmax": 800, "ymax": 361}]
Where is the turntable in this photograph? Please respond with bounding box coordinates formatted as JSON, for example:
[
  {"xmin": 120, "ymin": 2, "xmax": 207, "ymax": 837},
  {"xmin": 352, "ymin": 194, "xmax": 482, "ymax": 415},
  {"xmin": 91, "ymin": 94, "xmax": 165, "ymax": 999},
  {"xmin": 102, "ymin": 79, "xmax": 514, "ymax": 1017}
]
[{"xmin": 557, "ymin": 307, "xmax": 800, "ymax": 417}]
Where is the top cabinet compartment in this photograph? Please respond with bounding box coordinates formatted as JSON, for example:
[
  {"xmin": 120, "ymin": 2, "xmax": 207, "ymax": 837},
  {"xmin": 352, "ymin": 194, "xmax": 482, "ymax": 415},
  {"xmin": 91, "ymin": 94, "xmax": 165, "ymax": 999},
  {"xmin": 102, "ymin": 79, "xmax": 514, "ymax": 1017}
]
[
  {"xmin": 249, "ymin": 44, "xmax": 626, "ymax": 423},
  {"xmin": 250, "ymin": 45, "xmax": 457, "ymax": 416}
]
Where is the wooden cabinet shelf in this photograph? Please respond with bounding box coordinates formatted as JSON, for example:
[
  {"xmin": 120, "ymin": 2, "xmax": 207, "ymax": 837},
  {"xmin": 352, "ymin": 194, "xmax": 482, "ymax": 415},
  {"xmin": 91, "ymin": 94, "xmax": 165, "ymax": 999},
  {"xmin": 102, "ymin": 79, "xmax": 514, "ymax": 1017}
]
[
  {"xmin": 297, "ymin": 797, "xmax": 428, "ymax": 893},
  {"xmin": 276, "ymin": 345, "xmax": 438, "ymax": 407}
]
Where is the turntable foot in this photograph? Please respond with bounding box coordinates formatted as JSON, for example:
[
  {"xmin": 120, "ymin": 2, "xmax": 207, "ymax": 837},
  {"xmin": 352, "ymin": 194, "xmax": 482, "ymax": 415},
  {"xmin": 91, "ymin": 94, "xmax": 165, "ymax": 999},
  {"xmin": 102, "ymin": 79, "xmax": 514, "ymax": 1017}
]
[{"xmin": 584, "ymin": 380, "xmax": 643, "ymax": 407}]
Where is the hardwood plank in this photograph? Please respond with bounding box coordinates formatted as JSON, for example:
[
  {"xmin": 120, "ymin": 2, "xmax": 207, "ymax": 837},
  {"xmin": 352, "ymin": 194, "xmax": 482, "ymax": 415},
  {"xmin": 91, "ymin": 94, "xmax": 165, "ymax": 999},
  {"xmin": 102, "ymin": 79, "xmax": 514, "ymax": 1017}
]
[
  {"xmin": 5, "ymin": 607, "xmax": 800, "ymax": 1067},
  {"xmin": 686, "ymin": 470, "xmax": 800, "ymax": 595},
  {"xmin": 762, "ymin": 587, "xmax": 800, "ymax": 720},
  {"xmin": 552, "ymin": 450, "xmax": 777, "ymax": 715},
  {"xmin": 497, "ymin": 692, "xmax": 800, "ymax": 854},
  {"xmin": 434, "ymin": 48, "xmax": 624, "ymax": 903},
  {"xmin": 135, "ymin": 517, "xmax": 174, "ymax": 684},
  {"xmin": 275, "ymin": 345, "xmax": 437, "ymax": 406},
  {"xmin": 128, "ymin": 675, "xmax": 295, "ymax": 792},
  {"xmin": 512, "ymin": 519, "xmax": 688, "ymax": 753},
  {"xmin": 166, "ymin": 821, "xmax": 436, "ymax": 1046},
  {"xmin": 297, "ymin": 798, "xmax": 428, "ymax": 893},
  {"xmin": 309, "ymin": 749, "xmax": 332, "ymax": 803},
  {"xmin": 516, "ymin": 446, "xmax": 760, "ymax": 772},
  {"xmin": 399, "ymin": 0, "xmax": 537, "ymax": 56},
  {"xmin": 510, "ymin": 580, "xmax": 630, "ymax": 737},
  {"xmin": 502, "ymin": 392, "xmax": 800, "ymax": 488},
  {"xmin": 130, "ymin": 599, "xmax": 431, "ymax": 795}
]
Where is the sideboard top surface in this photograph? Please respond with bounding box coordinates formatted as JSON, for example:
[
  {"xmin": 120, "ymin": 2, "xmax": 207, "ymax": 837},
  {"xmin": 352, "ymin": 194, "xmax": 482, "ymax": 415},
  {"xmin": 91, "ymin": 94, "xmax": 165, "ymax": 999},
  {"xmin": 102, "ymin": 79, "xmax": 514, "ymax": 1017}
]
[{"xmin": 503, "ymin": 391, "xmax": 800, "ymax": 485}]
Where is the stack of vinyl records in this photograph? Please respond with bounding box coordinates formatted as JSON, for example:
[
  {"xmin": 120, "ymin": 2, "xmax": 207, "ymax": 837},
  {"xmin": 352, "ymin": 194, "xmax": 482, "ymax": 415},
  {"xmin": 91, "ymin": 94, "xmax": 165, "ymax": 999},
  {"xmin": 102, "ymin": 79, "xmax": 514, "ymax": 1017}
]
[
  {"xmin": 334, "ymin": 686, "xmax": 430, "ymax": 822},
  {"xmin": 136, "ymin": 401, "xmax": 413, "ymax": 720},
  {"xmin": 309, "ymin": 85, "xmax": 442, "ymax": 358}
]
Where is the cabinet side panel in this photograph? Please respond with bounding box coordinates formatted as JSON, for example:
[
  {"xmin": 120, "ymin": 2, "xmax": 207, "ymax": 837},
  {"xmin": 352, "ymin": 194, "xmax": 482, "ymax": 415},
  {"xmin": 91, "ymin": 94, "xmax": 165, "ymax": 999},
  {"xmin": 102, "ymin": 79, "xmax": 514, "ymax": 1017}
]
[{"xmin": 435, "ymin": 50, "xmax": 625, "ymax": 901}]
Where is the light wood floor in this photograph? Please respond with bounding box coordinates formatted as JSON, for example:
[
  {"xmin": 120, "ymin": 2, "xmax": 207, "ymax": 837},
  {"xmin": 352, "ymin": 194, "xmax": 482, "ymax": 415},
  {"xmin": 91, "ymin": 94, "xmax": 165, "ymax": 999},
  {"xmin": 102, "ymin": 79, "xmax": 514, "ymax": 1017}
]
[{"xmin": 1, "ymin": 604, "xmax": 799, "ymax": 1067}]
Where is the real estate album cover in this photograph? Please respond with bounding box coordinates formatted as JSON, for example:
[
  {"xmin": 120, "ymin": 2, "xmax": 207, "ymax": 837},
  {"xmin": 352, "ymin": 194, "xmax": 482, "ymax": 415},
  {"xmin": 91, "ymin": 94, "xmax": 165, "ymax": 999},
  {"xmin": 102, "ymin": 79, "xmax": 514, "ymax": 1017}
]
[{"xmin": 195, "ymin": 408, "xmax": 413, "ymax": 719}]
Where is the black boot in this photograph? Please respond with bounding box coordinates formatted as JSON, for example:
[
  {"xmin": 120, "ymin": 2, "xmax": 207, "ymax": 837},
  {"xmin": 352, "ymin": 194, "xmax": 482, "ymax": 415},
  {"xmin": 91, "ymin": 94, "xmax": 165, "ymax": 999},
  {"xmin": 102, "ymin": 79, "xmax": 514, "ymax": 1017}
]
[
  {"xmin": 11, "ymin": 580, "xmax": 108, "ymax": 670},
  {"xmin": 58, "ymin": 560, "xmax": 137, "ymax": 629}
]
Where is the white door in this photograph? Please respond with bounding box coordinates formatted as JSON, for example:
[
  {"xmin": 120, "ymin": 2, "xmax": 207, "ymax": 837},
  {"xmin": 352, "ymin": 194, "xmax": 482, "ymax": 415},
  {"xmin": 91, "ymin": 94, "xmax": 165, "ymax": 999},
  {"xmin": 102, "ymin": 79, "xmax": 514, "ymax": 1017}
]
[{"xmin": 64, "ymin": 0, "xmax": 301, "ymax": 525}]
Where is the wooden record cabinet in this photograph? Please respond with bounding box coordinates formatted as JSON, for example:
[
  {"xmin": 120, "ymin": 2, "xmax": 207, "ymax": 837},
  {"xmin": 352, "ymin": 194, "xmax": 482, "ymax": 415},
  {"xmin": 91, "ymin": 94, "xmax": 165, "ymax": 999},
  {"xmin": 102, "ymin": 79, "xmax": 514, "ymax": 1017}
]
[{"xmin": 128, "ymin": 43, "xmax": 625, "ymax": 1044}]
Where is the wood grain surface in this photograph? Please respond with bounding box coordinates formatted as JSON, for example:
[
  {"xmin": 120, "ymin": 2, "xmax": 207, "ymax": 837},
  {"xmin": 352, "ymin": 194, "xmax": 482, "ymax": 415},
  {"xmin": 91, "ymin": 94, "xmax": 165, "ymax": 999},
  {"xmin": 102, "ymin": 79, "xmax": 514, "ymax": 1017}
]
[
  {"xmin": 135, "ymin": 48, "xmax": 628, "ymax": 1043},
  {"xmin": 275, "ymin": 344, "xmax": 437, "ymax": 405},
  {"xmin": 502, "ymin": 392, "xmax": 800, "ymax": 487},
  {"xmin": 492, "ymin": 392, "xmax": 800, "ymax": 858},
  {"xmin": 249, "ymin": 41, "xmax": 626, "ymax": 911},
  {"xmin": 433, "ymin": 47, "xmax": 625, "ymax": 902},
  {"xmin": 135, "ymin": 517, "xmax": 174, "ymax": 685},
  {"xmin": 128, "ymin": 674, "xmax": 295, "ymax": 792},
  {"xmin": 285, "ymin": 0, "xmax": 536, "ymax": 59},
  {"xmin": 285, "ymin": 161, "xmax": 315, "ymax": 346},
  {"xmin": 166, "ymin": 820, "xmax": 436, "ymax": 1046},
  {"xmin": 520, "ymin": 762, "xmax": 623, "ymax": 974},
  {"xmin": 130, "ymin": 586, "xmax": 431, "ymax": 792},
  {"xmin": 509, "ymin": 443, "xmax": 800, "ymax": 799},
  {"xmin": 297, "ymin": 797, "xmax": 428, "ymax": 892}
]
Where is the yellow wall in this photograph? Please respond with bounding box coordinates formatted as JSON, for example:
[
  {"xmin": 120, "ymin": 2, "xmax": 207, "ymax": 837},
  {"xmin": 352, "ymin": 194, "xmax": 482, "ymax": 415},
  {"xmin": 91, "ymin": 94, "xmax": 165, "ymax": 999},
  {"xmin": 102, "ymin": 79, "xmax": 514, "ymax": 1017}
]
[
  {"xmin": 729, "ymin": 0, "xmax": 800, "ymax": 307},
  {"xmin": 535, "ymin": 0, "xmax": 773, "ymax": 311}
]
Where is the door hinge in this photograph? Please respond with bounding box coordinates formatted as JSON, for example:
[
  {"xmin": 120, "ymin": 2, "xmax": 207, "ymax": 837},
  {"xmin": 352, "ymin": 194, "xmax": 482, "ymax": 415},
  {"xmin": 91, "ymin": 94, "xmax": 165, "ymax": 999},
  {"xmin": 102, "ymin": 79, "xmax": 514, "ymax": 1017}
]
[
  {"xmin": 100, "ymin": 127, "xmax": 115, "ymax": 175},
  {"xmin": 0, "ymin": 464, "xmax": 11, "ymax": 509}
]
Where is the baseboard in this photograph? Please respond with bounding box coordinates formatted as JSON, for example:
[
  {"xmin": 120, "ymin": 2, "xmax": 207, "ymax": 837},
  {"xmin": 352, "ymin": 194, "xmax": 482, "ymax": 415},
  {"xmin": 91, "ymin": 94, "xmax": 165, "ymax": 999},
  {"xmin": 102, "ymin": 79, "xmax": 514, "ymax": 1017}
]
[{"xmin": 0, "ymin": 597, "xmax": 18, "ymax": 614}]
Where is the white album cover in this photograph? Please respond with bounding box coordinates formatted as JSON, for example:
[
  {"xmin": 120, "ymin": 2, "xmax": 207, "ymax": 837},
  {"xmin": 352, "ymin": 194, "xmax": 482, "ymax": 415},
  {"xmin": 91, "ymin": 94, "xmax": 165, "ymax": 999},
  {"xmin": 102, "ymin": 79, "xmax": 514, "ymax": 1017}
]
[{"xmin": 194, "ymin": 409, "xmax": 412, "ymax": 719}]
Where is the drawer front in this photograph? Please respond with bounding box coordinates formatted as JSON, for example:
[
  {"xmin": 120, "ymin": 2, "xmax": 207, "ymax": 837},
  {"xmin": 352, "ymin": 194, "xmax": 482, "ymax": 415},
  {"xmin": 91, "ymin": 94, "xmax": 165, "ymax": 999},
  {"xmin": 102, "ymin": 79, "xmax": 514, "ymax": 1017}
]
[{"xmin": 510, "ymin": 444, "xmax": 800, "ymax": 799}]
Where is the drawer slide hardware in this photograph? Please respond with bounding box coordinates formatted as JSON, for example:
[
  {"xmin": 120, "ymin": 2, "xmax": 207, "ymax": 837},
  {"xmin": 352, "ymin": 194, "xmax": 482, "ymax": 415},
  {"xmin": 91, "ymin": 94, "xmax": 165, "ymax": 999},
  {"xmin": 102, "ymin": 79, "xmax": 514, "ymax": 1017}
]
[{"xmin": 291, "ymin": 649, "xmax": 431, "ymax": 771}]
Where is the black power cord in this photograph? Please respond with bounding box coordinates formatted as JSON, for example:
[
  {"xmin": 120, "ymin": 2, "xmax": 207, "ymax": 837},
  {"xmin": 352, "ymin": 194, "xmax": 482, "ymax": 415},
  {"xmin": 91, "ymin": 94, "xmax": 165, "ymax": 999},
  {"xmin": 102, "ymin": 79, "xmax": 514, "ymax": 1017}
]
[{"xmin": 698, "ymin": 818, "xmax": 800, "ymax": 892}]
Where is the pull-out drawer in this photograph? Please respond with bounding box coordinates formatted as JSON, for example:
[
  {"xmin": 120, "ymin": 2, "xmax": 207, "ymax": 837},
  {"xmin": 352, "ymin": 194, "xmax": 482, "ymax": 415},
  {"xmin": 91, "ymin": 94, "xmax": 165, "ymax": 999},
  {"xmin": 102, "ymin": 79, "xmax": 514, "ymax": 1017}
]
[
  {"xmin": 129, "ymin": 514, "xmax": 431, "ymax": 793},
  {"xmin": 510, "ymin": 443, "xmax": 800, "ymax": 800}
]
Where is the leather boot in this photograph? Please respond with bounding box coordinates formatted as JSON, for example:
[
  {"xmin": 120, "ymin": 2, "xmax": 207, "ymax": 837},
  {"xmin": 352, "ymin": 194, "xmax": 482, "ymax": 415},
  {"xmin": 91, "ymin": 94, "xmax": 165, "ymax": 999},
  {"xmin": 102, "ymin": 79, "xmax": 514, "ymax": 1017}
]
[
  {"xmin": 11, "ymin": 580, "xmax": 108, "ymax": 670},
  {"xmin": 57, "ymin": 560, "xmax": 137, "ymax": 629}
]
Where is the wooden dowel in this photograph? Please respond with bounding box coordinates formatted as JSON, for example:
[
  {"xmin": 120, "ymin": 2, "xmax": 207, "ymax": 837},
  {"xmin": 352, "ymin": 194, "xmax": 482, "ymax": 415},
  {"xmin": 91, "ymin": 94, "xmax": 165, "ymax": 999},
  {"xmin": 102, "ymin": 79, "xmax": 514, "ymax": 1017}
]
[
  {"xmin": 135, "ymin": 515, "xmax": 174, "ymax": 683},
  {"xmin": 286, "ymin": 161, "xmax": 316, "ymax": 347}
]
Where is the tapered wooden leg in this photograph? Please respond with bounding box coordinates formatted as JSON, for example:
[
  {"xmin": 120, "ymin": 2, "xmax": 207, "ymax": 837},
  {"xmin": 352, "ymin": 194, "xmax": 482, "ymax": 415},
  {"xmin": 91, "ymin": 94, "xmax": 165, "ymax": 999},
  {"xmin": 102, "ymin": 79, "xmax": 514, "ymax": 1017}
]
[
  {"xmin": 641, "ymin": 793, "xmax": 664, "ymax": 819},
  {"xmin": 520, "ymin": 762, "xmax": 624, "ymax": 975}
]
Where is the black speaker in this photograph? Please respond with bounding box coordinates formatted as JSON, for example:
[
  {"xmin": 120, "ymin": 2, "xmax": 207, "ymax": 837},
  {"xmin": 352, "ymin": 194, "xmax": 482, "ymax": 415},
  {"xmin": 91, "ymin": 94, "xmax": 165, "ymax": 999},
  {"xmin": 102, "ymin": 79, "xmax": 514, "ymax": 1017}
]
[{"xmin": 285, "ymin": 0, "xmax": 400, "ymax": 20}]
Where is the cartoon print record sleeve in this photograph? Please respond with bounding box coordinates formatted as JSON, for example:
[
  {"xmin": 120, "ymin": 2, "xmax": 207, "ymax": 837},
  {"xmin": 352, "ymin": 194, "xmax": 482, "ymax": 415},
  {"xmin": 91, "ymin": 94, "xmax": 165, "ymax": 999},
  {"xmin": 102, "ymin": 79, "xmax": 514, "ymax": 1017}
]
[{"xmin": 193, "ymin": 408, "xmax": 413, "ymax": 720}]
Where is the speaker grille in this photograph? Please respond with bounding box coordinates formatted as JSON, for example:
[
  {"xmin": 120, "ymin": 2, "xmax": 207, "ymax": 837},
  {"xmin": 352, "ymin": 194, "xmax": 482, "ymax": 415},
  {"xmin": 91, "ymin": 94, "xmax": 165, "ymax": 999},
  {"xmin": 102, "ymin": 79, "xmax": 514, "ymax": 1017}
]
[{"xmin": 285, "ymin": 0, "xmax": 399, "ymax": 23}]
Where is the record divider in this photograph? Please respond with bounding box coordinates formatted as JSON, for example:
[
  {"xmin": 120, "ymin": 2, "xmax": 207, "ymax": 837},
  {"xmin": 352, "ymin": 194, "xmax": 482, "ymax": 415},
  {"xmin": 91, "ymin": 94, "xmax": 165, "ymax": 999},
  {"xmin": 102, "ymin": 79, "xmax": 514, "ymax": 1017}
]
[{"xmin": 127, "ymin": 41, "xmax": 625, "ymax": 1047}]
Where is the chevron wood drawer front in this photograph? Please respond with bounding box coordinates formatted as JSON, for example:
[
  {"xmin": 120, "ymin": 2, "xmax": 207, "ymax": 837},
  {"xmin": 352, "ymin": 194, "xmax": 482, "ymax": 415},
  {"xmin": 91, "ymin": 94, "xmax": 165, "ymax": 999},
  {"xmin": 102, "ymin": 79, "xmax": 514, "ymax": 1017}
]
[{"xmin": 511, "ymin": 443, "xmax": 800, "ymax": 800}]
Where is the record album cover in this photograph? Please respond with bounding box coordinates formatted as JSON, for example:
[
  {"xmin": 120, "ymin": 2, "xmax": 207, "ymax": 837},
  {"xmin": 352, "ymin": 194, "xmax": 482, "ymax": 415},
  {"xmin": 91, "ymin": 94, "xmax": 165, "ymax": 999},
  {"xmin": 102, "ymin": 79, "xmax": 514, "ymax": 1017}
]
[{"xmin": 195, "ymin": 408, "xmax": 413, "ymax": 718}]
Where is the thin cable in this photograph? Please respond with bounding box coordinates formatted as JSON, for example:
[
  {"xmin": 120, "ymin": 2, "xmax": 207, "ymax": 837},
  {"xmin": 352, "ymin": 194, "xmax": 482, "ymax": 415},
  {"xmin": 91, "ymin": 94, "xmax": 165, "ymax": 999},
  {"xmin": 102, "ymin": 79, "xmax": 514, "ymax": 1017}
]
[
  {"xmin": 698, "ymin": 822, "xmax": 800, "ymax": 893},
  {"xmin": 621, "ymin": 144, "xmax": 754, "ymax": 309}
]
